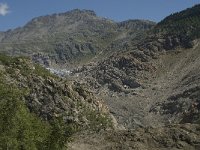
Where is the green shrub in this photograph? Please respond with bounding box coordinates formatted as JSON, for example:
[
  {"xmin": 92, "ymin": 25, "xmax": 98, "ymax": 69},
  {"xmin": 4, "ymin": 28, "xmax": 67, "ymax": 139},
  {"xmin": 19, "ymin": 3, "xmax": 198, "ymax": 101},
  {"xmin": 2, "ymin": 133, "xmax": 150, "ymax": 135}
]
[
  {"xmin": 0, "ymin": 76, "xmax": 75, "ymax": 149},
  {"xmin": 0, "ymin": 81, "xmax": 50, "ymax": 149}
]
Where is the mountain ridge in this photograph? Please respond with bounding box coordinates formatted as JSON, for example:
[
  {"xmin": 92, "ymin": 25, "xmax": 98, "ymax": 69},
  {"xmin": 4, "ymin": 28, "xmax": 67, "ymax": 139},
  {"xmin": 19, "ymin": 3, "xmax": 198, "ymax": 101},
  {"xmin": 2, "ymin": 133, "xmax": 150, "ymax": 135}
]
[
  {"xmin": 70, "ymin": 4, "xmax": 200, "ymax": 129},
  {"xmin": 1, "ymin": 4, "xmax": 200, "ymax": 149},
  {"xmin": 0, "ymin": 9, "xmax": 155, "ymax": 67}
]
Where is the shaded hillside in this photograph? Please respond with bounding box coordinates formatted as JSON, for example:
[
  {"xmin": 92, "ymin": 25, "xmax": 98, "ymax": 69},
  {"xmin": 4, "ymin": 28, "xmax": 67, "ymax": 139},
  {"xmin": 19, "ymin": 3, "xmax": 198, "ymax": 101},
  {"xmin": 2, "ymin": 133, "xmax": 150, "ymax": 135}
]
[
  {"xmin": 143, "ymin": 4, "xmax": 200, "ymax": 51},
  {"xmin": 156, "ymin": 4, "xmax": 200, "ymax": 39}
]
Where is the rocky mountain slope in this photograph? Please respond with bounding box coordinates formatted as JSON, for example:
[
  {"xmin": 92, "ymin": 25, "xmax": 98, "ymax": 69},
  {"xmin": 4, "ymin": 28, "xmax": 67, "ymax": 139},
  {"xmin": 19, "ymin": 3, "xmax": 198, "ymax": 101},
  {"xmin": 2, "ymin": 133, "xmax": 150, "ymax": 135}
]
[
  {"xmin": 67, "ymin": 4, "xmax": 200, "ymax": 149},
  {"xmin": 71, "ymin": 4, "xmax": 200, "ymax": 129},
  {"xmin": 69, "ymin": 124, "xmax": 200, "ymax": 150},
  {"xmin": 0, "ymin": 55, "xmax": 113, "ymax": 149},
  {"xmin": 155, "ymin": 4, "xmax": 200, "ymax": 40},
  {"xmin": 1, "ymin": 4, "xmax": 200, "ymax": 150},
  {"xmin": 0, "ymin": 9, "xmax": 155, "ymax": 67}
]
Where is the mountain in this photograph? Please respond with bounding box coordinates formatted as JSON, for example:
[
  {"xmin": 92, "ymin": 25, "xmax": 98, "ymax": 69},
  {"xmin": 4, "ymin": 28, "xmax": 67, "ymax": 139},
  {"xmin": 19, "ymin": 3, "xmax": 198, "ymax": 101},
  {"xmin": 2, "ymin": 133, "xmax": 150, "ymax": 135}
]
[
  {"xmin": 151, "ymin": 4, "xmax": 200, "ymax": 50},
  {"xmin": 118, "ymin": 19, "xmax": 155, "ymax": 31},
  {"xmin": 1, "ymin": 4, "xmax": 200, "ymax": 150},
  {"xmin": 71, "ymin": 4, "xmax": 200, "ymax": 129},
  {"xmin": 0, "ymin": 9, "xmax": 155, "ymax": 67},
  {"xmin": 156, "ymin": 4, "xmax": 200, "ymax": 40},
  {"xmin": 69, "ymin": 124, "xmax": 200, "ymax": 150},
  {"xmin": 0, "ymin": 54, "xmax": 113, "ymax": 149},
  {"xmin": 67, "ymin": 4, "xmax": 200, "ymax": 149}
]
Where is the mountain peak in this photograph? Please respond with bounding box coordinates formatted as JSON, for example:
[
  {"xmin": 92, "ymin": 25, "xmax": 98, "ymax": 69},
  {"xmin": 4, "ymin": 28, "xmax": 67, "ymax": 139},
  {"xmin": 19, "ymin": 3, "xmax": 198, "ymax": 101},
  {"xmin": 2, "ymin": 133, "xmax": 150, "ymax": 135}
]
[
  {"xmin": 66, "ymin": 9, "xmax": 97, "ymax": 16},
  {"xmin": 23, "ymin": 9, "xmax": 98, "ymax": 30},
  {"xmin": 118, "ymin": 19, "xmax": 156, "ymax": 30}
]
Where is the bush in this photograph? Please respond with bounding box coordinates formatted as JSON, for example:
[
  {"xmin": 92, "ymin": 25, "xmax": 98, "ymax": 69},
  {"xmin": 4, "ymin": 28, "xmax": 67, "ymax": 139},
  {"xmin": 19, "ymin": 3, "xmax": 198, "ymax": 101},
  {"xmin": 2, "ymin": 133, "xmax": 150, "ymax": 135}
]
[{"xmin": 0, "ymin": 76, "xmax": 75, "ymax": 149}]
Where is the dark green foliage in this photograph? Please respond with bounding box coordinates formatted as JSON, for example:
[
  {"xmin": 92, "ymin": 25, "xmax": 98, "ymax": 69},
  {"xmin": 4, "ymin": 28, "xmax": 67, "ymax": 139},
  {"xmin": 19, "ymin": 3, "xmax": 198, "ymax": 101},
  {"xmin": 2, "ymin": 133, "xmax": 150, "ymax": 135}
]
[
  {"xmin": 0, "ymin": 54, "xmax": 56, "ymax": 79},
  {"xmin": 0, "ymin": 54, "xmax": 113, "ymax": 149},
  {"xmin": 45, "ymin": 119, "xmax": 78, "ymax": 150},
  {"xmin": 83, "ymin": 109, "xmax": 113, "ymax": 131},
  {"xmin": 0, "ymin": 54, "xmax": 15, "ymax": 66},
  {"xmin": 0, "ymin": 74, "xmax": 75, "ymax": 150},
  {"xmin": 155, "ymin": 4, "xmax": 200, "ymax": 40},
  {"xmin": 74, "ymin": 85, "xmax": 112, "ymax": 131},
  {"xmin": 0, "ymin": 55, "xmax": 32, "ymax": 77},
  {"xmin": 0, "ymin": 77, "xmax": 50, "ymax": 149}
]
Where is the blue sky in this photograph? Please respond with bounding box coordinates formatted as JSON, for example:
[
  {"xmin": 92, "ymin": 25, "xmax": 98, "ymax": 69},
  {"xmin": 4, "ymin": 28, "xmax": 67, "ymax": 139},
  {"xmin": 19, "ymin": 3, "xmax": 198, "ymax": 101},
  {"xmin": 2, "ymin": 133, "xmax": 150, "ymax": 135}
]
[{"xmin": 0, "ymin": 0, "xmax": 200, "ymax": 31}]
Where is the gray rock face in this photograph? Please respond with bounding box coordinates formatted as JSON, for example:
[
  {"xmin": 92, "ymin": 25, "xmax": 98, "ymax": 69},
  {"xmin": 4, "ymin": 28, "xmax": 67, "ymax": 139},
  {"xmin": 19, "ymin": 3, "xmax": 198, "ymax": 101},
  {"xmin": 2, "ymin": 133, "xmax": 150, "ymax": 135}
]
[
  {"xmin": 1, "ymin": 5, "xmax": 200, "ymax": 148},
  {"xmin": 118, "ymin": 19, "xmax": 156, "ymax": 31},
  {"xmin": 0, "ymin": 9, "xmax": 155, "ymax": 67},
  {"xmin": 69, "ymin": 124, "xmax": 200, "ymax": 150},
  {"xmin": 68, "ymin": 5, "xmax": 200, "ymax": 130}
]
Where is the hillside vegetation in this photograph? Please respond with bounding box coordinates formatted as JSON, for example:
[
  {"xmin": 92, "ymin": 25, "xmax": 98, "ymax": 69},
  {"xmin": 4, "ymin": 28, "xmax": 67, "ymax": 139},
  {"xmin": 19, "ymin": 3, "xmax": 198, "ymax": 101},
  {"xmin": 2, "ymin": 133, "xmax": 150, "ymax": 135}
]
[
  {"xmin": 156, "ymin": 4, "xmax": 200, "ymax": 39},
  {"xmin": 0, "ymin": 55, "xmax": 112, "ymax": 149},
  {"xmin": 1, "ymin": 3, "xmax": 200, "ymax": 150}
]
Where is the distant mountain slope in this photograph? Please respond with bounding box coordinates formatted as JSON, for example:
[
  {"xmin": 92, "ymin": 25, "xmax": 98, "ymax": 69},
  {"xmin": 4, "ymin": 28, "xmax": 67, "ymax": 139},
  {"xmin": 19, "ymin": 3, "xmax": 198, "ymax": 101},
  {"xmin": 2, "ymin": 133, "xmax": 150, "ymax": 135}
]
[
  {"xmin": 118, "ymin": 19, "xmax": 155, "ymax": 31},
  {"xmin": 0, "ymin": 9, "xmax": 155, "ymax": 67},
  {"xmin": 134, "ymin": 4, "xmax": 200, "ymax": 55},
  {"xmin": 156, "ymin": 4, "xmax": 200, "ymax": 39},
  {"xmin": 1, "ymin": 4, "xmax": 200, "ymax": 150},
  {"xmin": 0, "ymin": 32, "xmax": 4, "ymax": 41},
  {"xmin": 73, "ymin": 4, "xmax": 200, "ymax": 129}
]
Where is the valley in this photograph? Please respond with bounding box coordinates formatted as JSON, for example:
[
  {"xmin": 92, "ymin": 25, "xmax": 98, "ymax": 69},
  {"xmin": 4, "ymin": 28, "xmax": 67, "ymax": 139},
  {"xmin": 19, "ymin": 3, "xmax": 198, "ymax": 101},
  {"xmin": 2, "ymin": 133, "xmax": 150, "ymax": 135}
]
[{"xmin": 0, "ymin": 4, "xmax": 200, "ymax": 150}]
